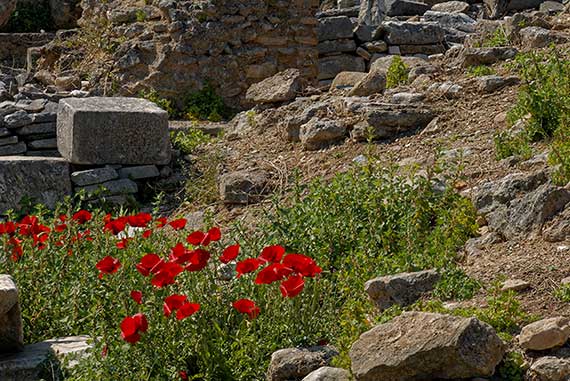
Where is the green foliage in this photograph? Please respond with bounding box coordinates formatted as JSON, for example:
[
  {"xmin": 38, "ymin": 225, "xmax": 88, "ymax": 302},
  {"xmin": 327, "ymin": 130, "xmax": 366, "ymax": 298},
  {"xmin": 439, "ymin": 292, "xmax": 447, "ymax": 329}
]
[
  {"xmin": 184, "ymin": 84, "xmax": 233, "ymax": 122},
  {"xmin": 496, "ymin": 352, "xmax": 526, "ymax": 381},
  {"xmin": 135, "ymin": 9, "xmax": 147, "ymax": 22},
  {"xmin": 433, "ymin": 268, "xmax": 481, "ymax": 301},
  {"xmin": 2, "ymin": 1, "xmax": 53, "ymax": 32},
  {"xmin": 139, "ymin": 89, "xmax": 176, "ymax": 118},
  {"xmin": 386, "ymin": 56, "xmax": 410, "ymax": 89},
  {"xmin": 171, "ymin": 128, "xmax": 212, "ymax": 156},
  {"xmin": 482, "ymin": 26, "xmax": 510, "ymax": 47},
  {"xmin": 554, "ymin": 283, "xmax": 570, "ymax": 302},
  {"xmin": 467, "ymin": 65, "xmax": 495, "ymax": 77},
  {"xmin": 494, "ymin": 130, "xmax": 532, "ymax": 160},
  {"xmin": 261, "ymin": 162, "xmax": 478, "ymax": 364}
]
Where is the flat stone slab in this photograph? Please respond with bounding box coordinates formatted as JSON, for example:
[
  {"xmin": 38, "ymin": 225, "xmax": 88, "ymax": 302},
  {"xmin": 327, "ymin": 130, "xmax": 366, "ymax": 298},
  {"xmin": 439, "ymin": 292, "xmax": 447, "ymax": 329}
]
[
  {"xmin": 0, "ymin": 336, "xmax": 91, "ymax": 381},
  {"xmin": 0, "ymin": 275, "xmax": 23, "ymax": 354},
  {"xmin": 0, "ymin": 157, "xmax": 71, "ymax": 214},
  {"xmin": 57, "ymin": 97, "xmax": 171, "ymax": 165}
]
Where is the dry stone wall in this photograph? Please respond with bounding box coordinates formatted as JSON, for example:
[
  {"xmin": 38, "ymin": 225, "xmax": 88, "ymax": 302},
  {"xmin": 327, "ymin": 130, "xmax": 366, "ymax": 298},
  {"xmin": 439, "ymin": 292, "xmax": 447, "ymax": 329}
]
[{"xmin": 68, "ymin": 0, "xmax": 320, "ymax": 108}]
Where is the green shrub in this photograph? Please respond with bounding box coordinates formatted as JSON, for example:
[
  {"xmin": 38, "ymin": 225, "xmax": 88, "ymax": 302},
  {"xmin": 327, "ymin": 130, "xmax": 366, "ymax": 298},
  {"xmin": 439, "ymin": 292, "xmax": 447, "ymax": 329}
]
[
  {"xmin": 2, "ymin": 1, "xmax": 53, "ymax": 32},
  {"xmin": 259, "ymin": 162, "xmax": 478, "ymax": 364},
  {"xmin": 139, "ymin": 89, "xmax": 176, "ymax": 118},
  {"xmin": 171, "ymin": 128, "xmax": 212, "ymax": 155},
  {"xmin": 433, "ymin": 268, "xmax": 481, "ymax": 301},
  {"xmin": 496, "ymin": 352, "xmax": 526, "ymax": 381},
  {"xmin": 467, "ymin": 65, "xmax": 495, "ymax": 77},
  {"xmin": 184, "ymin": 84, "xmax": 233, "ymax": 122},
  {"xmin": 494, "ymin": 130, "xmax": 532, "ymax": 160},
  {"xmin": 482, "ymin": 26, "xmax": 510, "ymax": 47},
  {"xmin": 386, "ymin": 56, "xmax": 410, "ymax": 89},
  {"xmin": 554, "ymin": 283, "xmax": 570, "ymax": 302}
]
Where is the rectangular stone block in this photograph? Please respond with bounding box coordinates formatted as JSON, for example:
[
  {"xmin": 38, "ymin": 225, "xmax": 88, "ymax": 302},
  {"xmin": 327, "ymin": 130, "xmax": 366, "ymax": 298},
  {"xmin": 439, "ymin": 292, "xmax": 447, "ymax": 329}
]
[
  {"xmin": 57, "ymin": 97, "xmax": 171, "ymax": 165},
  {"xmin": 0, "ymin": 275, "xmax": 23, "ymax": 354},
  {"xmin": 0, "ymin": 157, "xmax": 71, "ymax": 213}
]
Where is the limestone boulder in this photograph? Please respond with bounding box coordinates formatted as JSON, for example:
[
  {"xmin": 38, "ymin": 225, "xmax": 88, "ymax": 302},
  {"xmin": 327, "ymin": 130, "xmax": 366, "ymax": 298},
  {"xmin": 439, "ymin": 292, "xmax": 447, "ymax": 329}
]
[
  {"xmin": 302, "ymin": 367, "xmax": 351, "ymax": 381},
  {"xmin": 348, "ymin": 70, "xmax": 387, "ymax": 97},
  {"xmin": 350, "ymin": 312, "xmax": 506, "ymax": 381},
  {"xmin": 519, "ymin": 317, "xmax": 570, "ymax": 351},
  {"xmin": 219, "ymin": 170, "xmax": 270, "ymax": 205},
  {"xmin": 383, "ymin": 21, "xmax": 445, "ymax": 45},
  {"xmin": 318, "ymin": 16, "xmax": 354, "ymax": 41},
  {"xmin": 365, "ymin": 270, "xmax": 440, "ymax": 310},
  {"xmin": 331, "ymin": 72, "xmax": 368, "ymax": 91},
  {"xmin": 299, "ymin": 118, "xmax": 347, "ymax": 151},
  {"xmin": 245, "ymin": 69, "xmax": 303, "ymax": 105},
  {"xmin": 267, "ymin": 346, "xmax": 339, "ymax": 381},
  {"xmin": 529, "ymin": 357, "xmax": 570, "ymax": 381}
]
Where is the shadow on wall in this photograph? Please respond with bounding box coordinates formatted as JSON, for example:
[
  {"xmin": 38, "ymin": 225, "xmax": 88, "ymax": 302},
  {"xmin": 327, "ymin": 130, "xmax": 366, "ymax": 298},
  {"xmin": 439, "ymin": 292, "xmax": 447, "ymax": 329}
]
[{"xmin": 0, "ymin": 0, "xmax": 82, "ymax": 32}]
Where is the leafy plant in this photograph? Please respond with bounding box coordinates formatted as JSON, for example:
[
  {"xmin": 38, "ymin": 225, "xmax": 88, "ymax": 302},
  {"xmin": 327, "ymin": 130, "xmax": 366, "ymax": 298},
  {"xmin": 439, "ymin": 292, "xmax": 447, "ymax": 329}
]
[
  {"xmin": 139, "ymin": 89, "xmax": 176, "ymax": 118},
  {"xmin": 554, "ymin": 283, "xmax": 570, "ymax": 302},
  {"xmin": 433, "ymin": 268, "xmax": 481, "ymax": 301},
  {"xmin": 171, "ymin": 128, "xmax": 212, "ymax": 156},
  {"xmin": 482, "ymin": 26, "xmax": 510, "ymax": 47},
  {"xmin": 386, "ymin": 56, "xmax": 410, "ymax": 89},
  {"xmin": 184, "ymin": 84, "xmax": 233, "ymax": 122},
  {"xmin": 496, "ymin": 352, "xmax": 526, "ymax": 381},
  {"xmin": 467, "ymin": 65, "xmax": 495, "ymax": 77},
  {"xmin": 494, "ymin": 130, "xmax": 532, "ymax": 160}
]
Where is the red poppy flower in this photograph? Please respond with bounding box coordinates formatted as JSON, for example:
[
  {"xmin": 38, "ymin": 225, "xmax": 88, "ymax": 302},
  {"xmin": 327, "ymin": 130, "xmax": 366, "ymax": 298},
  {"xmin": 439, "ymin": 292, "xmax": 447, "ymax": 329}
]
[
  {"xmin": 18, "ymin": 216, "xmax": 50, "ymax": 237},
  {"xmin": 233, "ymin": 299, "xmax": 260, "ymax": 319},
  {"xmin": 96, "ymin": 256, "xmax": 121, "ymax": 279},
  {"xmin": 169, "ymin": 218, "xmax": 187, "ymax": 231},
  {"xmin": 54, "ymin": 223, "xmax": 67, "ymax": 232},
  {"xmin": 104, "ymin": 217, "xmax": 127, "ymax": 235},
  {"xmin": 120, "ymin": 313, "xmax": 148, "ymax": 344},
  {"xmin": 58, "ymin": 214, "xmax": 67, "ymax": 222},
  {"xmin": 220, "ymin": 244, "xmax": 240, "ymax": 264},
  {"xmin": 142, "ymin": 229, "xmax": 152, "ymax": 239},
  {"xmin": 179, "ymin": 371, "xmax": 189, "ymax": 381},
  {"xmin": 127, "ymin": 212, "xmax": 152, "ymax": 228},
  {"xmin": 151, "ymin": 262, "xmax": 184, "ymax": 288},
  {"xmin": 282, "ymin": 254, "xmax": 322, "ymax": 277},
  {"xmin": 136, "ymin": 253, "xmax": 164, "ymax": 277},
  {"xmin": 169, "ymin": 243, "xmax": 192, "ymax": 265},
  {"xmin": 186, "ymin": 230, "xmax": 207, "ymax": 246},
  {"xmin": 236, "ymin": 258, "xmax": 262, "ymax": 278},
  {"xmin": 72, "ymin": 210, "xmax": 92, "ymax": 224},
  {"xmin": 255, "ymin": 263, "xmax": 293, "ymax": 284},
  {"xmin": 163, "ymin": 294, "xmax": 188, "ymax": 317},
  {"xmin": 130, "ymin": 290, "xmax": 143, "ymax": 305},
  {"xmin": 8, "ymin": 237, "xmax": 23, "ymax": 261},
  {"xmin": 259, "ymin": 245, "xmax": 286, "ymax": 264},
  {"xmin": 280, "ymin": 274, "xmax": 305, "ymax": 298},
  {"xmin": 0, "ymin": 221, "xmax": 16, "ymax": 235},
  {"xmin": 116, "ymin": 238, "xmax": 130, "ymax": 250},
  {"xmin": 156, "ymin": 217, "xmax": 168, "ymax": 228},
  {"xmin": 207, "ymin": 227, "xmax": 222, "ymax": 241},
  {"xmin": 185, "ymin": 249, "xmax": 211, "ymax": 272},
  {"xmin": 176, "ymin": 302, "xmax": 200, "ymax": 320}
]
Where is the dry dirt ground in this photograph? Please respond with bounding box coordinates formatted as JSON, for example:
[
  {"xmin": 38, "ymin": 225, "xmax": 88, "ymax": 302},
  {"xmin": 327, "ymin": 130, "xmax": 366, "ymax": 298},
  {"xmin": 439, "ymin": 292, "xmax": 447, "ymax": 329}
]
[{"xmin": 171, "ymin": 46, "xmax": 570, "ymax": 319}]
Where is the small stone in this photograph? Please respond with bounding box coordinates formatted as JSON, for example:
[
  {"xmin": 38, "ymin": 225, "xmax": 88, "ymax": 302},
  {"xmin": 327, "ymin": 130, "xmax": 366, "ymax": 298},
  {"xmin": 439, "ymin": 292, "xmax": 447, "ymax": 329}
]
[
  {"xmin": 519, "ymin": 317, "xmax": 570, "ymax": 351},
  {"xmin": 330, "ymin": 72, "xmax": 367, "ymax": 90},
  {"xmin": 528, "ymin": 356, "xmax": 570, "ymax": 381},
  {"xmin": 356, "ymin": 47, "xmax": 372, "ymax": 60},
  {"xmin": 219, "ymin": 170, "xmax": 269, "ymax": 205},
  {"xmin": 431, "ymin": 1, "xmax": 470, "ymax": 13},
  {"xmin": 26, "ymin": 138, "xmax": 57, "ymax": 150},
  {"xmin": 71, "ymin": 167, "xmax": 119, "ymax": 187},
  {"xmin": 0, "ymin": 142, "xmax": 26, "ymax": 156},
  {"xmin": 300, "ymin": 118, "xmax": 347, "ymax": 151},
  {"xmin": 302, "ymin": 366, "xmax": 351, "ymax": 381},
  {"xmin": 15, "ymin": 122, "xmax": 56, "ymax": 136},
  {"xmin": 79, "ymin": 179, "xmax": 139, "ymax": 197},
  {"xmin": 0, "ymin": 136, "xmax": 18, "ymax": 147},
  {"xmin": 118, "ymin": 165, "xmax": 160, "ymax": 180},
  {"xmin": 0, "ymin": 128, "xmax": 9, "ymax": 137},
  {"xmin": 267, "ymin": 346, "xmax": 339, "ymax": 381},
  {"xmin": 348, "ymin": 70, "xmax": 387, "ymax": 97},
  {"xmin": 245, "ymin": 69, "xmax": 302, "ymax": 104},
  {"xmin": 4, "ymin": 111, "xmax": 32, "ymax": 129},
  {"xmin": 30, "ymin": 112, "xmax": 57, "ymax": 124},
  {"xmin": 501, "ymin": 279, "xmax": 530, "ymax": 292}
]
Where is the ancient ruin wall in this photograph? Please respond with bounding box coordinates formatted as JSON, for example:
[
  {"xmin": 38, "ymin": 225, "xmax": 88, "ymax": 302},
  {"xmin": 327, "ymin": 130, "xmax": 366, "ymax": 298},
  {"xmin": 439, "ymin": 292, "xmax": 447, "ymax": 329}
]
[{"xmin": 75, "ymin": 0, "xmax": 320, "ymax": 108}]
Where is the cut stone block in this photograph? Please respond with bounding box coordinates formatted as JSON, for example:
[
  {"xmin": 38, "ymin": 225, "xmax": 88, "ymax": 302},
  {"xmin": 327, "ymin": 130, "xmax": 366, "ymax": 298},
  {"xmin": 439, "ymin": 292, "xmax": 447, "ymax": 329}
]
[
  {"xmin": 0, "ymin": 336, "xmax": 91, "ymax": 380},
  {"xmin": 0, "ymin": 157, "xmax": 71, "ymax": 214},
  {"xmin": 71, "ymin": 167, "xmax": 119, "ymax": 187},
  {"xmin": 57, "ymin": 97, "xmax": 171, "ymax": 165},
  {"xmin": 0, "ymin": 136, "xmax": 18, "ymax": 146},
  {"xmin": 118, "ymin": 165, "xmax": 160, "ymax": 180},
  {"xmin": 78, "ymin": 179, "xmax": 138, "ymax": 197},
  {"xmin": 0, "ymin": 275, "xmax": 23, "ymax": 354},
  {"xmin": 26, "ymin": 139, "xmax": 57, "ymax": 150},
  {"xmin": 16, "ymin": 123, "xmax": 56, "ymax": 136}
]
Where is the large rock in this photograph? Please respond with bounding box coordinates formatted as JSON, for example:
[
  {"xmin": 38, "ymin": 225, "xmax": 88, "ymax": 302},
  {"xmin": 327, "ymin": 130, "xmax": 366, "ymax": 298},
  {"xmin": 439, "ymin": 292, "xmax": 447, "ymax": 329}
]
[
  {"xmin": 359, "ymin": 0, "xmax": 384, "ymax": 25},
  {"xmin": 0, "ymin": 0, "xmax": 16, "ymax": 28},
  {"xmin": 364, "ymin": 270, "xmax": 440, "ymax": 310},
  {"xmin": 519, "ymin": 26, "xmax": 568, "ymax": 48},
  {"xmin": 460, "ymin": 47, "xmax": 518, "ymax": 67},
  {"xmin": 331, "ymin": 72, "xmax": 368, "ymax": 91},
  {"xmin": 219, "ymin": 170, "xmax": 269, "ymax": 205},
  {"xmin": 349, "ymin": 70, "xmax": 387, "ymax": 97},
  {"xmin": 422, "ymin": 11, "xmax": 476, "ymax": 33},
  {"xmin": 485, "ymin": 0, "xmax": 546, "ymax": 18},
  {"xmin": 0, "ymin": 336, "xmax": 91, "ymax": 380},
  {"xmin": 267, "ymin": 346, "xmax": 339, "ymax": 381},
  {"xmin": 57, "ymin": 97, "xmax": 171, "ymax": 165},
  {"xmin": 519, "ymin": 317, "xmax": 570, "ymax": 351},
  {"xmin": 0, "ymin": 157, "xmax": 71, "ymax": 213},
  {"xmin": 299, "ymin": 118, "xmax": 347, "ymax": 151},
  {"xmin": 383, "ymin": 21, "xmax": 445, "ymax": 45},
  {"xmin": 0, "ymin": 275, "xmax": 22, "ymax": 353},
  {"xmin": 529, "ymin": 357, "xmax": 570, "ymax": 381},
  {"xmin": 431, "ymin": 1, "xmax": 470, "ymax": 12},
  {"xmin": 245, "ymin": 69, "xmax": 302, "ymax": 104},
  {"xmin": 384, "ymin": 0, "xmax": 431, "ymax": 16},
  {"xmin": 318, "ymin": 16, "xmax": 354, "ymax": 41},
  {"xmin": 350, "ymin": 312, "xmax": 506, "ymax": 381}
]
